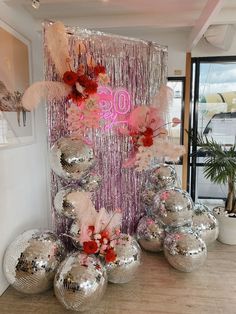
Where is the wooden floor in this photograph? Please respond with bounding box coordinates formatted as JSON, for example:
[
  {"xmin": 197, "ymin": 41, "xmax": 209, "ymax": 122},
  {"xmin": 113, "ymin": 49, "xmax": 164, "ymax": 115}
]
[{"xmin": 1, "ymin": 241, "xmax": 236, "ymax": 314}]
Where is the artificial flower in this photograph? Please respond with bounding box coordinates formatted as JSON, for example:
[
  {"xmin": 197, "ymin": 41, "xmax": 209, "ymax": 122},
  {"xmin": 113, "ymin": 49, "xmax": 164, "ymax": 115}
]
[
  {"xmin": 84, "ymin": 80, "xmax": 98, "ymax": 95},
  {"xmin": 98, "ymin": 73, "xmax": 110, "ymax": 85},
  {"xmin": 63, "ymin": 71, "xmax": 78, "ymax": 86},
  {"xmin": 172, "ymin": 117, "xmax": 181, "ymax": 127},
  {"xmin": 94, "ymin": 65, "xmax": 106, "ymax": 76},
  {"xmin": 105, "ymin": 248, "xmax": 116, "ymax": 263},
  {"xmin": 83, "ymin": 240, "xmax": 98, "ymax": 254},
  {"xmin": 142, "ymin": 136, "xmax": 153, "ymax": 147}
]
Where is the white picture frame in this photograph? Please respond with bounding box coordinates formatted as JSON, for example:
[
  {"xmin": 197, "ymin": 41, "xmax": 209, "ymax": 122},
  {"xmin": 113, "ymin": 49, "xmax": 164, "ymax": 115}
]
[{"xmin": 0, "ymin": 19, "xmax": 34, "ymax": 148}]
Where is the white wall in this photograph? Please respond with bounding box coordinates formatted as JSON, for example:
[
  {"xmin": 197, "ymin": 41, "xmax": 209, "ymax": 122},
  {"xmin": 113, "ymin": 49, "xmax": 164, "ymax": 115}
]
[{"xmin": 0, "ymin": 3, "xmax": 49, "ymax": 295}]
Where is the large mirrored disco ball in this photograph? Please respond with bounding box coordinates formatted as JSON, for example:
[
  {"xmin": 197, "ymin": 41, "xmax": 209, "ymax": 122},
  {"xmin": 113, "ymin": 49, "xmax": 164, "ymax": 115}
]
[
  {"xmin": 136, "ymin": 216, "xmax": 165, "ymax": 252},
  {"xmin": 50, "ymin": 136, "xmax": 96, "ymax": 180},
  {"xmin": 3, "ymin": 229, "xmax": 66, "ymax": 294},
  {"xmin": 54, "ymin": 186, "xmax": 86, "ymax": 219},
  {"xmin": 54, "ymin": 252, "xmax": 107, "ymax": 312},
  {"xmin": 150, "ymin": 164, "xmax": 177, "ymax": 191},
  {"xmin": 106, "ymin": 235, "xmax": 141, "ymax": 284},
  {"xmin": 164, "ymin": 228, "xmax": 207, "ymax": 272},
  {"xmin": 193, "ymin": 203, "xmax": 219, "ymax": 245},
  {"xmin": 79, "ymin": 172, "xmax": 102, "ymax": 192},
  {"xmin": 154, "ymin": 187, "xmax": 194, "ymax": 227},
  {"xmin": 69, "ymin": 219, "xmax": 80, "ymax": 249}
]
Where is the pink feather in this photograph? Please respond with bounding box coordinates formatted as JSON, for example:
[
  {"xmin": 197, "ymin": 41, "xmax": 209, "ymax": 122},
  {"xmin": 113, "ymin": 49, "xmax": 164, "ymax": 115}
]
[
  {"xmin": 22, "ymin": 81, "xmax": 71, "ymax": 111},
  {"xmin": 152, "ymin": 85, "xmax": 174, "ymax": 116},
  {"xmin": 45, "ymin": 21, "xmax": 71, "ymax": 77}
]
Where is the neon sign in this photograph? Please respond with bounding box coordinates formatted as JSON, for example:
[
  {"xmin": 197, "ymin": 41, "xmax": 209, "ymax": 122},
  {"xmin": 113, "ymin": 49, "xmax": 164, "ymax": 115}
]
[{"xmin": 97, "ymin": 86, "xmax": 132, "ymax": 129}]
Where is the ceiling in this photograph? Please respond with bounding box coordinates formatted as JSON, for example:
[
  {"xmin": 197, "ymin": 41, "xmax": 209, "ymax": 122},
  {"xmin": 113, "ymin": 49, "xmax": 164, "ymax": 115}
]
[{"xmin": 4, "ymin": 0, "xmax": 236, "ymax": 51}]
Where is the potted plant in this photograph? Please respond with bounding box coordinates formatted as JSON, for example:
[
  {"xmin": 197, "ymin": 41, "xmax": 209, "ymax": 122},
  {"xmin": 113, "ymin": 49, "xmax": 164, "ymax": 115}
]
[{"xmin": 196, "ymin": 134, "xmax": 236, "ymax": 244}]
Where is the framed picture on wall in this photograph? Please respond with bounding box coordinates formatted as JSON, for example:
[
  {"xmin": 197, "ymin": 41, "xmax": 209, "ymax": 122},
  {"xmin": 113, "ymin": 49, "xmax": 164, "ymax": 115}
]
[{"xmin": 0, "ymin": 19, "xmax": 34, "ymax": 148}]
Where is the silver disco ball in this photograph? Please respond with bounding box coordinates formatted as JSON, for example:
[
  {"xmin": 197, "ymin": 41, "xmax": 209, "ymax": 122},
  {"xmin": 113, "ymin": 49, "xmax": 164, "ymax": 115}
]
[
  {"xmin": 3, "ymin": 229, "xmax": 66, "ymax": 294},
  {"xmin": 79, "ymin": 172, "xmax": 102, "ymax": 192},
  {"xmin": 150, "ymin": 164, "xmax": 177, "ymax": 190},
  {"xmin": 69, "ymin": 219, "xmax": 80, "ymax": 249},
  {"xmin": 50, "ymin": 136, "xmax": 96, "ymax": 180},
  {"xmin": 193, "ymin": 203, "xmax": 219, "ymax": 245},
  {"xmin": 54, "ymin": 186, "xmax": 91, "ymax": 219},
  {"xmin": 106, "ymin": 235, "xmax": 141, "ymax": 284},
  {"xmin": 164, "ymin": 228, "xmax": 207, "ymax": 272},
  {"xmin": 54, "ymin": 252, "xmax": 107, "ymax": 312},
  {"xmin": 141, "ymin": 185, "xmax": 157, "ymax": 209},
  {"xmin": 154, "ymin": 187, "xmax": 194, "ymax": 227},
  {"xmin": 136, "ymin": 216, "xmax": 165, "ymax": 252}
]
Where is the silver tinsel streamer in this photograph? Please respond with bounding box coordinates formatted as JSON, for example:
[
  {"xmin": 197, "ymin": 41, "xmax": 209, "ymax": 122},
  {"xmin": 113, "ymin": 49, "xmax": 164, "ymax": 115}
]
[{"xmin": 44, "ymin": 22, "xmax": 168, "ymax": 234}]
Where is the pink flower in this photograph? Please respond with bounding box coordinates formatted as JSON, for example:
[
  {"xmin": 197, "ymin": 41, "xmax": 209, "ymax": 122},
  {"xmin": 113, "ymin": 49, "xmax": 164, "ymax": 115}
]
[
  {"xmin": 172, "ymin": 117, "xmax": 181, "ymax": 127},
  {"xmin": 160, "ymin": 191, "xmax": 170, "ymax": 201}
]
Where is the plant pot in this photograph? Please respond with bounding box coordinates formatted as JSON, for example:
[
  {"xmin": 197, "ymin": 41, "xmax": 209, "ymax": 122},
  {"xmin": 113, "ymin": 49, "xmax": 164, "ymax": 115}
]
[{"xmin": 214, "ymin": 208, "xmax": 236, "ymax": 245}]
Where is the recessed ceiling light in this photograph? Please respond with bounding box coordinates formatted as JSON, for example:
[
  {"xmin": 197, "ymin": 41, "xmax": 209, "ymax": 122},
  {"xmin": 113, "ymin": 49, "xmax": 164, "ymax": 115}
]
[{"xmin": 32, "ymin": 0, "xmax": 40, "ymax": 9}]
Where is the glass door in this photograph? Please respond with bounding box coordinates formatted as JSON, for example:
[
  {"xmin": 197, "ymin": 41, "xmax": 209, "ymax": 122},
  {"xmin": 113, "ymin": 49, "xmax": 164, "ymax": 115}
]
[{"xmin": 190, "ymin": 57, "xmax": 236, "ymax": 206}]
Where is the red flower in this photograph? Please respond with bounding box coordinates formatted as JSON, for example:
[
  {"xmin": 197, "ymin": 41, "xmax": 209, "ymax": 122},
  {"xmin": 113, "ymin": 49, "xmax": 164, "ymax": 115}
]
[
  {"xmin": 84, "ymin": 80, "xmax": 98, "ymax": 95},
  {"xmin": 94, "ymin": 65, "xmax": 106, "ymax": 76},
  {"xmin": 143, "ymin": 127, "xmax": 154, "ymax": 137},
  {"xmin": 83, "ymin": 241, "xmax": 98, "ymax": 254},
  {"xmin": 78, "ymin": 75, "xmax": 90, "ymax": 87},
  {"xmin": 88, "ymin": 225, "xmax": 95, "ymax": 233},
  {"xmin": 68, "ymin": 87, "xmax": 84, "ymax": 104},
  {"xmin": 100, "ymin": 230, "xmax": 109, "ymax": 239},
  {"xmin": 142, "ymin": 136, "xmax": 153, "ymax": 147},
  {"xmin": 63, "ymin": 71, "xmax": 78, "ymax": 86},
  {"xmin": 105, "ymin": 248, "xmax": 116, "ymax": 263}
]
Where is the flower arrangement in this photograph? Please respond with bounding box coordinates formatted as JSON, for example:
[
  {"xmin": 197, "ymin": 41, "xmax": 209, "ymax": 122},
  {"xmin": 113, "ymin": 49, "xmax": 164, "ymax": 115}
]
[
  {"xmin": 120, "ymin": 92, "xmax": 185, "ymax": 171},
  {"xmin": 67, "ymin": 191, "xmax": 127, "ymax": 264}
]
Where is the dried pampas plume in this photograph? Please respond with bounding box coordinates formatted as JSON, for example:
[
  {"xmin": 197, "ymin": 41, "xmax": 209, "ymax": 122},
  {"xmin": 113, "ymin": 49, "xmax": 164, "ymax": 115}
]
[
  {"xmin": 152, "ymin": 85, "xmax": 174, "ymax": 116},
  {"xmin": 22, "ymin": 81, "xmax": 71, "ymax": 111},
  {"xmin": 45, "ymin": 21, "xmax": 71, "ymax": 77}
]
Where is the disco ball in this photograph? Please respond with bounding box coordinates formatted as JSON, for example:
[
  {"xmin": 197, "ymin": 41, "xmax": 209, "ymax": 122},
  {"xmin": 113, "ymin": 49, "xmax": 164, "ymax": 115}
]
[
  {"xmin": 106, "ymin": 235, "xmax": 141, "ymax": 284},
  {"xmin": 141, "ymin": 185, "xmax": 157, "ymax": 209},
  {"xmin": 69, "ymin": 219, "xmax": 80, "ymax": 249},
  {"xmin": 150, "ymin": 163, "xmax": 177, "ymax": 190},
  {"xmin": 136, "ymin": 216, "xmax": 165, "ymax": 252},
  {"xmin": 50, "ymin": 136, "xmax": 96, "ymax": 180},
  {"xmin": 79, "ymin": 172, "xmax": 102, "ymax": 192},
  {"xmin": 54, "ymin": 252, "xmax": 107, "ymax": 312},
  {"xmin": 193, "ymin": 203, "xmax": 219, "ymax": 245},
  {"xmin": 3, "ymin": 229, "xmax": 66, "ymax": 294},
  {"xmin": 54, "ymin": 186, "xmax": 86, "ymax": 219},
  {"xmin": 154, "ymin": 187, "xmax": 194, "ymax": 227},
  {"xmin": 164, "ymin": 228, "xmax": 207, "ymax": 272}
]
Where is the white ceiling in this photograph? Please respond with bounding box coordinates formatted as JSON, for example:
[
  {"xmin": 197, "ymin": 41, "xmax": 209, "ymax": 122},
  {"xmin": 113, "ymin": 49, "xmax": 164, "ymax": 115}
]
[{"xmin": 4, "ymin": 0, "xmax": 236, "ymax": 50}]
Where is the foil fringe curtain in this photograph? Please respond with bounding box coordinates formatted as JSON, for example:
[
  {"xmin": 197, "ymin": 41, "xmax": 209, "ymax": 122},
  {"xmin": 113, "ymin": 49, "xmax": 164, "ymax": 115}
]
[{"xmin": 44, "ymin": 21, "xmax": 168, "ymax": 236}]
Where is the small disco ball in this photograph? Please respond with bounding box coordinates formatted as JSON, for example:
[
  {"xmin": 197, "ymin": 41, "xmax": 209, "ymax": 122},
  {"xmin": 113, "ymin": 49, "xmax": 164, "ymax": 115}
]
[
  {"xmin": 164, "ymin": 228, "xmax": 207, "ymax": 272},
  {"xmin": 3, "ymin": 229, "xmax": 66, "ymax": 294},
  {"xmin": 79, "ymin": 172, "xmax": 102, "ymax": 192},
  {"xmin": 136, "ymin": 216, "xmax": 165, "ymax": 252},
  {"xmin": 150, "ymin": 163, "xmax": 177, "ymax": 190},
  {"xmin": 54, "ymin": 186, "xmax": 85, "ymax": 219},
  {"xmin": 153, "ymin": 187, "xmax": 194, "ymax": 227},
  {"xmin": 193, "ymin": 203, "xmax": 219, "ymax": 245},
  {"xmin": 141, "ymin": 185, "xmax": 157, "ymax": 209},
  {"xmin": 54, "ymin": 252, "xmax": 107, "ymax": 312},
  {"xmin": 106, "ymin": 235, "xmax": 141, "ymax": 284},
  {"xmin": 50, "ymin": 136, "xmax": 96, "ymax": 180},
  {"xmin": 69, "ymin": 219, "xmax": 80, "ymax": 249}
]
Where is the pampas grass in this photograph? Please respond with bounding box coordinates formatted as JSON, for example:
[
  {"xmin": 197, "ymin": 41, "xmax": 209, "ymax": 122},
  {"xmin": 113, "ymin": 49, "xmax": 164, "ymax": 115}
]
[{"xmin": 22, "ymin": 81, "xmax": 71, "ymax": 111}]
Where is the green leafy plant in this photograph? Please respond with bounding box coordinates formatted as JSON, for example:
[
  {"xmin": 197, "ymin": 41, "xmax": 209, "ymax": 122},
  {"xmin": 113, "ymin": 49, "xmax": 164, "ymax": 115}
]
[{"xmin": 196, "ymin": 133, "xmax": 236, "ymax": 213}]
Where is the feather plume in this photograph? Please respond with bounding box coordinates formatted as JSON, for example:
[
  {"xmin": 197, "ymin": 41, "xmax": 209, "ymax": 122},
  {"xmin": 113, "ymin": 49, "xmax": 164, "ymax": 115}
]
[
  {"xmin": 45, "ymin": 21, "xmax": 71, "ymax": 77},
  {"xmin": 22, "ymin": 81, "xmax": 71, "ymax": 111},
  {"xmin": 152, "ymin": 85, "xmax": 174, "ymax": 116}
]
